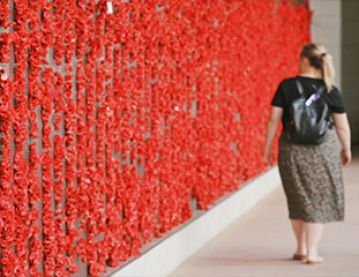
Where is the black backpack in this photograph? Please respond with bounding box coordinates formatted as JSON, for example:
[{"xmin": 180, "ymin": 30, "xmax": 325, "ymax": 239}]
[{"xmin": 285, "ymin": 79, "xmax": 330, "ymax": 145}]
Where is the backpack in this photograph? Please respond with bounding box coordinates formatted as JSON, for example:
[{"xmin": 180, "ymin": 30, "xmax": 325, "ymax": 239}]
[{"xmin": 285, "ymin": 79, "xmax": 330, "ymax": 145}]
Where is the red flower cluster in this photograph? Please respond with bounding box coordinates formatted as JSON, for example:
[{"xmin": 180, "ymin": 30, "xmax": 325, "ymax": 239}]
[{"xmin": 0, "ymin": 0, "xmax": 311, "ymax": 276}]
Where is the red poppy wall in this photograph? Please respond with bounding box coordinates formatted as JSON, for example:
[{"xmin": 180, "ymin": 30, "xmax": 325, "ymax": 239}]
[{"xmin": 0, "ymin": 0, "xmax": 311, "ymax": 276}]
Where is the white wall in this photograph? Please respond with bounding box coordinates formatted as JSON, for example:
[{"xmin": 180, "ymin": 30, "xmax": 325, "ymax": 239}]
[
  {"xmin": 342, "ymin": 0, "xmax": 359, "ymax": 145},
  {"xmin": 311, "ymin": 0, "xmax": 359, "ymax": 145},
  {"xmin": 310, "ymin": 0, "xmax": 342, "ymax": 89}
]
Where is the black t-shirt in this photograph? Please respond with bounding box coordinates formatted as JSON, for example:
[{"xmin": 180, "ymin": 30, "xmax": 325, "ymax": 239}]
[{"xmin": 271, "ymin": 75, "xmax": 346, "ymax": 130}]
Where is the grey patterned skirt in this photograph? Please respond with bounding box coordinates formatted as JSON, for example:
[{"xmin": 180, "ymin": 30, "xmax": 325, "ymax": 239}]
[{"xmin": 278, "ymin": 127, "xmax": 345, "ymax": 223}]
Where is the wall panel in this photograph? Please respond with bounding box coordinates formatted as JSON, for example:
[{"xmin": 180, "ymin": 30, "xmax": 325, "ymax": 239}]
[{"xmin": 0, "ymin": 0, "xmax": 311, "ymax": 276}]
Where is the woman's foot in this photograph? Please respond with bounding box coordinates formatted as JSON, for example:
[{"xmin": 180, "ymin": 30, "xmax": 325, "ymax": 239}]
[
  {"xmin": 292, "ymin": 253, "xmax": 307, "ymax": 261},
  {"xmin": 305, "ymin": 255, "xmax": 324, "ymax": 265}
]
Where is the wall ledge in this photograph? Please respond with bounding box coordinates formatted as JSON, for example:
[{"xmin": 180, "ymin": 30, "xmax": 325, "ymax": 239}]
[{"xmin": 110, "ymin": 166, "xmax": 281, "ymax": 277}]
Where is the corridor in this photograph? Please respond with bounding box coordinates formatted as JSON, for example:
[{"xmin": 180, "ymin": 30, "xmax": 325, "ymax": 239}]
[{"xmin": 169, "ymin": 157, "xmax": 359, "ymax": 277}]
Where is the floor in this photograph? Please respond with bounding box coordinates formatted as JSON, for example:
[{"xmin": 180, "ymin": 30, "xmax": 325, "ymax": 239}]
[{"xmin": 169, "ymin": 158, "xmax": 359, "ymax": 277}]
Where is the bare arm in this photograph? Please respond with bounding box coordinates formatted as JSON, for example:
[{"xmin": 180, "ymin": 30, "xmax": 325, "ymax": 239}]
[
  {"xmin": 263, "ymin": 106, "xmax": 283, "ymax": 164},
  {"xmin": 333, "ymin": 112, "xmax": 352, "ymax": 165}
]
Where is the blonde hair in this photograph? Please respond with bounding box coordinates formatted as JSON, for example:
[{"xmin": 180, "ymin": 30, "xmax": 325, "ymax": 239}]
[{"xmin": 300, "ymin": 43, "xmax": 335, "ymax": 92}]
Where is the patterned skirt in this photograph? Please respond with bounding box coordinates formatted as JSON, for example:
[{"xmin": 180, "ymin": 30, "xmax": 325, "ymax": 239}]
[{"xmin": 278, "ymin": 127, "xmax": 345, "ymax": 223}]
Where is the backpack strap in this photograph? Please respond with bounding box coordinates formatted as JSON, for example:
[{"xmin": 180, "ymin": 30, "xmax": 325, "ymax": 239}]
[
  {"xmin": 295, "ymin": 79, "xmax": 304, "ymax": 97},
  {"xmin": 304, "ymin": 84, "xmax": 326, "ymax": 106},
  {"xmin": 316, "ymin": 85, "xmax": 325, "ymax": 95},
  {"xmin": 311, "ymin": 83, "xmax": 326, "ymax": 95},
  {"xmin": 296, "ymin": 79, "xmax": 325, "ymax": 97}
]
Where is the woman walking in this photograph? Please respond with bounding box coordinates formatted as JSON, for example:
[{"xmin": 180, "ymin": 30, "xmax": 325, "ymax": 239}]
[{"xmin": 263, "ymin": 43, "xmax": 352, "ymax": 264}]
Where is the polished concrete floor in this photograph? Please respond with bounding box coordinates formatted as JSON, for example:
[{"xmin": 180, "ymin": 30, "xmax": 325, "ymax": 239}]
[{"xmin": 169, "ymin": 158, "xmax": 359, "ymax": 277}]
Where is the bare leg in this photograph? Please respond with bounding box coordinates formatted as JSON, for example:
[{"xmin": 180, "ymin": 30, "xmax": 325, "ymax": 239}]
[
  {"xmin": 304, "ymin": 222, "xmax": 324, "ymax": 262},
  {"xmin": 291, "ymin": 219, "xmax": 307, "ymax": 256}
]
